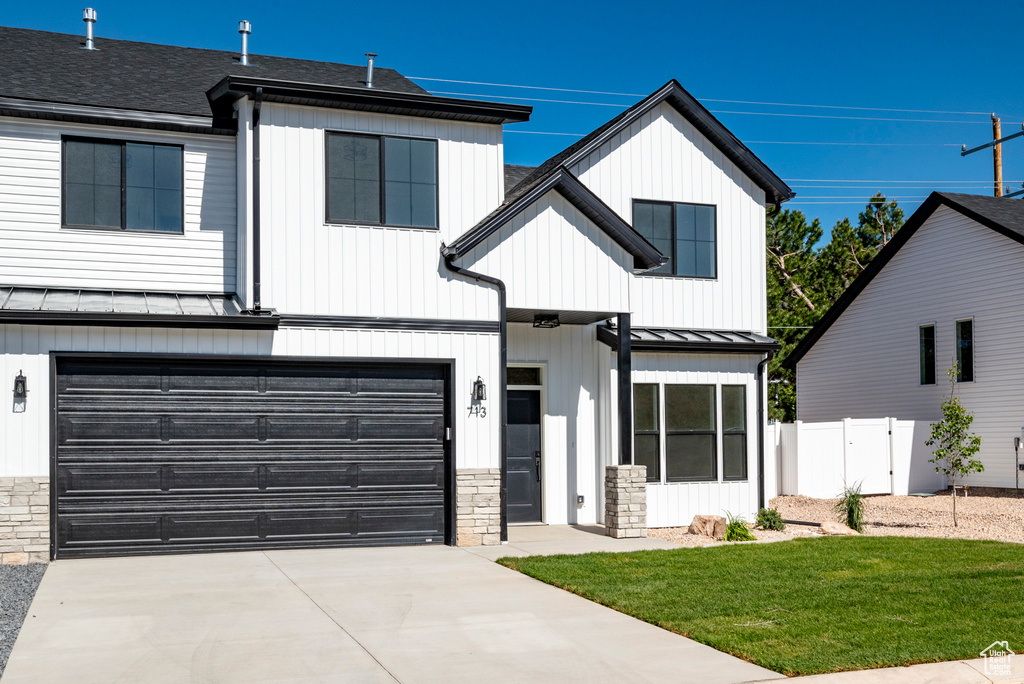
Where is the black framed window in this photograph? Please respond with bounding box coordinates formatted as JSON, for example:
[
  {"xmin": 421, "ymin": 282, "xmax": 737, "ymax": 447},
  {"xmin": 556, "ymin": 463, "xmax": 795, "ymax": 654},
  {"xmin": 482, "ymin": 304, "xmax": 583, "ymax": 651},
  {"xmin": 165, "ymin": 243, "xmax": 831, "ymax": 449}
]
[
  {"xmin": 920, "ymin": 325, "xmax": 936, "ymax": 385},
  {"xmin": 722, "ymin": 385, "xmax": 747, "ymax": 481},
  {"xmin": 63, "ymin": 138, "xmax": 183, "ymax": 233},
  {"xmin": 956, "ymin": 319, "xmax": 974, "ymax": 382},
  {"xmin": 665, "ymin": 384, "xmax": 716, "ymax": 482},
  {"xmin": 326, "ymin": 132, "xmax": 437, "ymax": 228},
  {"xmin": 633, "ymin": 200, "xmax": 716, "ymax": 278},
  {"xmin": 633, "ymin": 384, "xmax": 660, "ymax": 482}
]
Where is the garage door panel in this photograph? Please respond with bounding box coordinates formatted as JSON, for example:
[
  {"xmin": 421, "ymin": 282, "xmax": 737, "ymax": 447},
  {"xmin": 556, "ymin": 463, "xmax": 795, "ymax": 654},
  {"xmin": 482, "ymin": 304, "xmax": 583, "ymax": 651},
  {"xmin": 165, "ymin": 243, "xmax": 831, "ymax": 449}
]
[{"xmin": 54, "ymin": 358, "xmax": 450, "ymax": 558}]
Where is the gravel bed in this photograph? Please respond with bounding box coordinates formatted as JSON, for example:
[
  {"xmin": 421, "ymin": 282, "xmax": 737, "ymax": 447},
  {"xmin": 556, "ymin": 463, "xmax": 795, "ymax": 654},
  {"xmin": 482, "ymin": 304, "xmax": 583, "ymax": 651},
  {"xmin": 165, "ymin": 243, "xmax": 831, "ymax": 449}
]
[
  {"xmin": 0, "ymin": 563, "xmax": 46, "ymax": 678},
  {"xmin": 649, "ymin": 524, "xmax": 819, "ymax": 546},
  {"xmin": 771, "ymin": 488, "xmax": 1024, "ymax": 543}
]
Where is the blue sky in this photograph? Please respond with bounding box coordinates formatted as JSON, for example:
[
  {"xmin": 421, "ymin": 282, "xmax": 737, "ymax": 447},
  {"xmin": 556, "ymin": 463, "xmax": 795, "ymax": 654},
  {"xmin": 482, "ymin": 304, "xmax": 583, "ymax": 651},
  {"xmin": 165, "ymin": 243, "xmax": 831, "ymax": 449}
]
[{"xmin": 8, "ymin": 1, "xmax": 1024, "ymax": 241}]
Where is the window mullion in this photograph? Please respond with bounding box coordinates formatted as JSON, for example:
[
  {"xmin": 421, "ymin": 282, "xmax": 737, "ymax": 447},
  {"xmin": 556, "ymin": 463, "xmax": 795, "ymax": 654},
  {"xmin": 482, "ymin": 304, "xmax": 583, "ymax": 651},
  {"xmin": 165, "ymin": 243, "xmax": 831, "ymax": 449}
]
[{"xmin": 120, "ymin": 142, "xmax": 127, "ymax": 231}]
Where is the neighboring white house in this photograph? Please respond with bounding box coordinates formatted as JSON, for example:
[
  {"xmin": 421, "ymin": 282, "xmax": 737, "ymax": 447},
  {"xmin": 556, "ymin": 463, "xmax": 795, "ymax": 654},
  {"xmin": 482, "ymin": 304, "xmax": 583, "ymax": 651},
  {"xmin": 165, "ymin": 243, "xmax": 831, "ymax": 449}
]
[
  {"xmin": 0, "ymin": 18, "xmax": 792, "ymax": 561},
  {"xmin": 788, "ymin": 192, "xmax": 1024, "ymax": 490}
]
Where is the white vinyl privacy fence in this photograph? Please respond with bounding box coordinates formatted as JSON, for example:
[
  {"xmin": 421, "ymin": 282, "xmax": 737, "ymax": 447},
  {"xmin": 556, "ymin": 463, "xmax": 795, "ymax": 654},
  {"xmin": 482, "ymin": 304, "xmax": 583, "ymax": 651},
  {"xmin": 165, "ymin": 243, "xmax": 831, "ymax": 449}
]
[{"xmin": 765, "ymin": 418, "xmax": 946, "ymax": 500}]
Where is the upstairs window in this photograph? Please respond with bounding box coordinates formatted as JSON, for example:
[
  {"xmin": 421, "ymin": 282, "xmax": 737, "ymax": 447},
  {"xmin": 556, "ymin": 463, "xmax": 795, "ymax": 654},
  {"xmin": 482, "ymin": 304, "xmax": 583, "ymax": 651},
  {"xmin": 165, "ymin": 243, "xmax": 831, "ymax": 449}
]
[
  {"xmin": 919, "ymin": 324, "xmax": 935, "ymax": 385},
  {"xmin": 956, "ymin": 319, "xmax": 974, "ymax": 382},
  {"xmin": 63, "ymin": 138, "xmax": 183, "ymax": 233},
  {"xmin": 633, "ymin": 200, "xmax": 716, "ymax": 278},
  {"xmin": 326, "ymin": 132, "xmax": 438, "ymax": 228}
]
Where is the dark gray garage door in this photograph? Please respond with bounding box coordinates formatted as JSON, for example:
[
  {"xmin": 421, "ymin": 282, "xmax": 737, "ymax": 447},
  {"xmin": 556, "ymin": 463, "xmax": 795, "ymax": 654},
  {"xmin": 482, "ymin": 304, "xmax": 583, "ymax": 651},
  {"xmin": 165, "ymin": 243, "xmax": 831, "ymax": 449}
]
[{"xmin": 54, "ymin": 357, "xmax": 450, "ymax": 559}]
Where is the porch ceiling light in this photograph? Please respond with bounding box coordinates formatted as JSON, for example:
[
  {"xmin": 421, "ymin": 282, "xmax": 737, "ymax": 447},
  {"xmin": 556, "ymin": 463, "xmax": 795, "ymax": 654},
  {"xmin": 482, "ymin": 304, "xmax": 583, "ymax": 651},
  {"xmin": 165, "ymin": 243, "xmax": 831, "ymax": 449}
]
[{"xmin": 533, "ymin": 313, "xmax": 560, "ymax": 328}]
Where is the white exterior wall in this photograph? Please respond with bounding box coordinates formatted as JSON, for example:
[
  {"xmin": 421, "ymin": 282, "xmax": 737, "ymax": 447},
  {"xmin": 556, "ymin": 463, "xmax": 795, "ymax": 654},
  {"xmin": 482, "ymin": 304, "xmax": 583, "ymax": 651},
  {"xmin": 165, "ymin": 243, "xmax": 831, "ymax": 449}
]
[
  {"xmin": 463, "ymin": 191, "xmax": 632, "ymax": 313},
  {"xmin": 0, "ymin": 324, "xmax": 498, "ymax": 477},
  {"xmin": 797, "ymin": 205, "xmax": 1024, "ymax": 488},
  {"xmin": 508, "ymin": 323, "xmax": 605, "ymax": 525},
  {"xmin": 0, "ymin": 117, "xmax": 238, "ymax": 293},
  {"xmin": 258, "ymin": 103, "xmax": 502, "ymax": 319},
  {"xmin": 570, "ymin": 102, "xmax": 767, "ymax": 332},
  {"xmin": 632, "ymin": 352, "xmax": 761, "ymax": 526}
]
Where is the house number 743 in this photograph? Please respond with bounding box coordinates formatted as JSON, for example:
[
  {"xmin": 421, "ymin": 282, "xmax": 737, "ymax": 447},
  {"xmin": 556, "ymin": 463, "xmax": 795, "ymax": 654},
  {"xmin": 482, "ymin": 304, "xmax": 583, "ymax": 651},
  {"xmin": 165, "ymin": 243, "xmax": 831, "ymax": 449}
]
[{"xmin": 467, "ymin": 405, "xmax": 487, "ymax": 417}]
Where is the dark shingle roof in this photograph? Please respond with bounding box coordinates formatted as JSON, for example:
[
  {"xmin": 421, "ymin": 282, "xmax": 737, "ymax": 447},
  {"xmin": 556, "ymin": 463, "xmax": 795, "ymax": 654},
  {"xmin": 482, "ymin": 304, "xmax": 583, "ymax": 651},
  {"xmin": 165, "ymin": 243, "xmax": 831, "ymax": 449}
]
[
  {"xmin": 0, "ymin": 25, "xmax": 427, "ymax": 117},
  {"xmin": 503, "ymin": 165, "xmax": 536, "ymax": 198},
  {"xmin": 785, "ymin": 192, "xmax": 1024, "ymax": 368}
]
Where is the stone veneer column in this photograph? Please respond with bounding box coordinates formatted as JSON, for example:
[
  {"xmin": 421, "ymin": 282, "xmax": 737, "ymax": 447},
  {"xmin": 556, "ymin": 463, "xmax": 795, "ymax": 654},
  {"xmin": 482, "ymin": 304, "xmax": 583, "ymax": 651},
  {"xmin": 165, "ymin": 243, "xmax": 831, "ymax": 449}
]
[
  {"xmin": 0, "ymin": 477, "xmax": 50, "ymax": 564},
  {"xmin": 604, "ymin": 465, "xmax": 647, "ymax": 538},
  {"xmin": 456, "ymin": 468, "xmax": 501, "ymax": 546}
]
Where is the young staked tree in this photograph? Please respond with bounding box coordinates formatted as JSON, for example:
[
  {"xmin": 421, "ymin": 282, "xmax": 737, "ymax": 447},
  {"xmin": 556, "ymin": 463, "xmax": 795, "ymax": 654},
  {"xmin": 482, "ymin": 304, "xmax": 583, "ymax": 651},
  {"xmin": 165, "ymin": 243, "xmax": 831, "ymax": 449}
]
[{"xmin": 925, "ymin": 364, "xmax": 983, "ymax": 526}]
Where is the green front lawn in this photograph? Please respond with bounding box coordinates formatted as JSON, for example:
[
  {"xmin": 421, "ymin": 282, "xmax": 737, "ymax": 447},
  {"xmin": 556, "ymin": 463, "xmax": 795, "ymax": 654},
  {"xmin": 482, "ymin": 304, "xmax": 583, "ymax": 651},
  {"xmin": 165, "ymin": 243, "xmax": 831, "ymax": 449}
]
[{"xmin": 499, "ymin": 537, "xmax": 1024, "ymax": 675}]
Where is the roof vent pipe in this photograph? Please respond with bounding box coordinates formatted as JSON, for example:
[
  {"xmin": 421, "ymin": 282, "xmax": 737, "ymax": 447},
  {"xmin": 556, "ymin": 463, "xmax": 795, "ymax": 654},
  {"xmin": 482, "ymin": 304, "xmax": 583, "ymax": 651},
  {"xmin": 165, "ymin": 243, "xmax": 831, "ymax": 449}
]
[
  {"xmin": 238, "ymin": 20, "xmax": 252, "ymax": 66},
  {"xmin": 364, "ymin": 53, "xmax": 377, "ymax": 88},
  {"xmin": 82, "ymin": 8, "xmax": 97, "ymax": 50}
]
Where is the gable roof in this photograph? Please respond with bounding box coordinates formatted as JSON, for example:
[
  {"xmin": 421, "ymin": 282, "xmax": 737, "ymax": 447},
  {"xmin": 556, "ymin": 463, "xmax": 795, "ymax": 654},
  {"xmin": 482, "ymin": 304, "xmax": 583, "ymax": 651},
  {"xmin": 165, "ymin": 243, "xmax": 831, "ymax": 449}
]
[
  {"xmin": 0, "ymin": 26, "xmax": 531, "ymax": 131},
  {"xmin": 502, "ymin": 80, "xmax": 794, "ymax": 208},
  {"xmin": 785, "ymin": 192, "xmax": 1024, "ymax": 369},
  {"xmin": 442, "ymin": 166, "xmax": 667, "ymax": 272}
]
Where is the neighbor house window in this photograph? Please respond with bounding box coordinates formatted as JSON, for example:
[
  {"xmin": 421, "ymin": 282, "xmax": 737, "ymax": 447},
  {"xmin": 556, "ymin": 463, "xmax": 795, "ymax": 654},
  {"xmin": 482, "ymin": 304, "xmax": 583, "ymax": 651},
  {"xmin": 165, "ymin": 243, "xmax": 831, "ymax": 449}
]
[
  {"xmin": 632, "ymin": 200, "xmax": 716, "ymax": 278},
  {"xmin": 919, "ymin": 325, "xmax": 935, "ymax": 385},
  {"xmin": 325, "ymin": 132, "xmax": 438, "ymax": 228},
  {"xmin": 665, "ymin": 384, "xmax": 717, "ymax": 481},
  {"xmin": 722, "ymin": 385, "xmax": 747, "ymax": 481},
  {"xmin": 956, "ymin": 319, "xmax": 974, "ymax": 382},
  {"xmin": 63, "ymin": 138, "xmax": 183, "ymax": 233},
  {"xmin": 633, "ymin": 384, "xmax": 660, "ymax": 482}
]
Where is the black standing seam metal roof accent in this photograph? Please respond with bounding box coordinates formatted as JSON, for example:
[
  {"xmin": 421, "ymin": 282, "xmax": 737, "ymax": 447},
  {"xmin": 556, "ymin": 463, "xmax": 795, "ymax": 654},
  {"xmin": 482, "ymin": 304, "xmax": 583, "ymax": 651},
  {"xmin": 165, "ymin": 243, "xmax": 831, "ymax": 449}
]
[
  {"xmin": 501, "ymin": 80, "xmax": 793, "ymax": 208},
  {"xmin": 443, "ymin": 167, "xmax": 666, "ymax": 272},
  {"xmin": 784, "ymin": 192, "xmax": 1024, "ymax": 369},
  {"xmin": 597, "ymin": 324, "xmax": 780, "ymax": 354}
]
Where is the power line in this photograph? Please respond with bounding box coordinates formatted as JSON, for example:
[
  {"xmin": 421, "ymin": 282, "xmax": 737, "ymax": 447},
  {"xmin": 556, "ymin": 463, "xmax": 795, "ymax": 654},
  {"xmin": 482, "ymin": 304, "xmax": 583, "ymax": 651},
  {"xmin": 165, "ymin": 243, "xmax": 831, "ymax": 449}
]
[
  {"xmin": 505, "ymin": 131, "xmax": 966, "ymax": 145},
  {"xmin": 410, "ymin": 76, "xmax": 1000, "ymax": 117}
]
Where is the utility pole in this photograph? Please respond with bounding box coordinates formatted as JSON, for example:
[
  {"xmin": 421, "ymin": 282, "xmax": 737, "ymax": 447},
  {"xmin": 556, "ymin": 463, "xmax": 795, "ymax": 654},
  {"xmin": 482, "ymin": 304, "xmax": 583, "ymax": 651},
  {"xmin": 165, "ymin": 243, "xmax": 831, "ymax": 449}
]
[{"xmin": 993, "ymin": 115, "xmax": 1003, "ymax": 197}]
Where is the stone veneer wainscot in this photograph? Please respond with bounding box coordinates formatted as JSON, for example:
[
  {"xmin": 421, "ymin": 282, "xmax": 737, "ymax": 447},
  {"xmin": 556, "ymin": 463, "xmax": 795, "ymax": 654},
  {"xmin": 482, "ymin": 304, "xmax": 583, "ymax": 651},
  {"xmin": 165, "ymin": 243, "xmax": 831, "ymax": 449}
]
[
  {"xmin": 0, "ymin": 477, "xmax": 49, "ymax": 564},
  {"xmin": 456, "ymin": 468, "xmax": 501, "ymax": 546}
]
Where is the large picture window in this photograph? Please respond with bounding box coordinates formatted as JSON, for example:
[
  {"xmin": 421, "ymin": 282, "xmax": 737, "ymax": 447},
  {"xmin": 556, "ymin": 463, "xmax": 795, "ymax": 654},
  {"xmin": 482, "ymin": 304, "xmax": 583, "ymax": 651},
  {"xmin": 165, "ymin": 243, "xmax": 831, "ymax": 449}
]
[
  {"xmin": 956, "ymin": 319, "xmax": 974, "ymax": 382},
  {"xmin": 665, "ymin": 384, "xmax": 717, "ymax": 482},
  {"xmin": 632, "ymin": 200, "xmax": 716, "ymax": 278},
  {"xmin": 63, "ymin": 138, "xmax": 183, "ymax": 233},
  {"xmin": 326, "ymin": 132, "xmax": 438, "ymax": 228}
]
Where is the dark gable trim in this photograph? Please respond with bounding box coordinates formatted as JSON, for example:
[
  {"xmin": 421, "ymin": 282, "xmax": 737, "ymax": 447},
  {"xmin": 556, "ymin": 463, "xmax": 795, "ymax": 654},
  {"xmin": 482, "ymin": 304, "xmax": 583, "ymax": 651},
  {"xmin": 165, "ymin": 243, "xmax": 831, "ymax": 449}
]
[
  {"xmin": 279, "ymin": 315, "xmax": 499, "ymax": 333},
  {"xmin": 0, "ymin": 311, "xmax": 279, "ymax": 330},
  {"xmin": 443, "ymin": 167, "xmax": 666, "ymax": 272},
  {"xmin": 0, "ymin": 97, "xmax": 233, "ymax": 136},
  {"xmin": 551, "ymin": 81, "xmax": 792, "ymax": 207},
  {"xmin": 208, "ymin": 76, "xmax": 532, "ymax": 125},
  {"xmin": 784, "ymin": 192, "xmax": 1024, "ymax": 369},
  {"xmin": 596, "ymin": 325, "xmax": 780, "ymax": 354}
]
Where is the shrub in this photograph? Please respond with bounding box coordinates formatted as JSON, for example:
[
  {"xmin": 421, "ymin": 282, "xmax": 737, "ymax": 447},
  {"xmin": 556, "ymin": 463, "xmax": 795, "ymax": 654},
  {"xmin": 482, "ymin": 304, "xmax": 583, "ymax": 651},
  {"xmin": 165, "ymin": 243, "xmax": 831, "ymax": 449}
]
[
  {"xmin": 834, "ymin": 481, "xmax": 865, "ymax": 533},
  {"xmin": 724, "ymin": 511, "xmax": 756, "ymax": 542},
  {"xmin": 756, "ymin": 507, "xmax": 786, "ymax": 531}
]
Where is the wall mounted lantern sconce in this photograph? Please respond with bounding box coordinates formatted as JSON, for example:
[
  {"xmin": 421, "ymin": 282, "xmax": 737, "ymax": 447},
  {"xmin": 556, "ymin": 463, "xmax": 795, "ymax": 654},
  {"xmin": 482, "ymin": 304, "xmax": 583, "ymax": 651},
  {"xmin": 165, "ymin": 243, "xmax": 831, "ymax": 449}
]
[
  {"xmin": 533, "ymin": 313, "xmax": 560, "ymax": 328},
  {"xmin": 472, "ymin": 376, "xmax": 487, "ymax": 402},
  {"xmin": 13, "ymin": 371, "xmax": 26, "ymax": 399}
]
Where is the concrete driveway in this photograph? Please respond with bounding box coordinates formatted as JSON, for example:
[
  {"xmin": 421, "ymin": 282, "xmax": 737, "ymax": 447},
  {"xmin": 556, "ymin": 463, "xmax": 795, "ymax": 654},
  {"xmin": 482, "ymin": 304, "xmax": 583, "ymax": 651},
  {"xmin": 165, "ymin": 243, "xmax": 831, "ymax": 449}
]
[{"xmin": 3, "ymin": 545, "xmax": 782, "ymax": 684}]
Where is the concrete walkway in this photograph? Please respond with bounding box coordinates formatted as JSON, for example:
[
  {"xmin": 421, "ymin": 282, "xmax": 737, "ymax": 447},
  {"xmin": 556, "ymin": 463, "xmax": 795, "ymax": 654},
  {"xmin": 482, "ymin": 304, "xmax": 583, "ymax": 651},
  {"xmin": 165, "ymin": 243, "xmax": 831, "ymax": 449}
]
[{"xmin": 3, "ymin": 542, "xmax": 781, "ymax": 684}]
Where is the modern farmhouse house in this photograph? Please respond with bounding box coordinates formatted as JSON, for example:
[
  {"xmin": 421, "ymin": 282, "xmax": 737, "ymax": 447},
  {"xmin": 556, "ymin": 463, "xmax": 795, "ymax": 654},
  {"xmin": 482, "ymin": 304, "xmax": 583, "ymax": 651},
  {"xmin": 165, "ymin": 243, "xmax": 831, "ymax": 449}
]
[
  {"xmin": 788, "ymin": 192, "xmax": 1024, "ymax": 490},
  {"xmin": 0, "ymin": 18, "xmax": 791, "ymax": 561}
]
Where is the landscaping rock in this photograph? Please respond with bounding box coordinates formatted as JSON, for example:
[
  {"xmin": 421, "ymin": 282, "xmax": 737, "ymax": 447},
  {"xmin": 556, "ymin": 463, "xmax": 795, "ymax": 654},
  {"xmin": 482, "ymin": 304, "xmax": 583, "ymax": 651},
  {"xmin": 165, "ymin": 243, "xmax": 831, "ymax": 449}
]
[
  {"xmin": 688, "ymin": 515, "xmax": 726, "ymax": 539},
  {"xmin": 819, "ymin": 521, "xmax": 860, "ymax": 536}
]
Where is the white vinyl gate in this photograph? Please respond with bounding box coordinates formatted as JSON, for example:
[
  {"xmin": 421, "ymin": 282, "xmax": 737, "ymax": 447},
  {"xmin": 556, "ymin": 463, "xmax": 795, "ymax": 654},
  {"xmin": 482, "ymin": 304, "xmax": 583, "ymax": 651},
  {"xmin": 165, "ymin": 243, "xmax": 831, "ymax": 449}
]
[{"xmin": 765, "ymin": 418, "xmax": 945, "ymax": 500}]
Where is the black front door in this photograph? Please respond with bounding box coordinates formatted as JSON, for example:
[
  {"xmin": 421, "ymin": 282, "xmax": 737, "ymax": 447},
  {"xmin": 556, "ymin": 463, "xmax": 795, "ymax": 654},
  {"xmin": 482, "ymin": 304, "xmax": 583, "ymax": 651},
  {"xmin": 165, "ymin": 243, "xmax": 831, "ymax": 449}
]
[{"xmin": 507, "ymin": 390, "xmax": 542, "ymax": 523}]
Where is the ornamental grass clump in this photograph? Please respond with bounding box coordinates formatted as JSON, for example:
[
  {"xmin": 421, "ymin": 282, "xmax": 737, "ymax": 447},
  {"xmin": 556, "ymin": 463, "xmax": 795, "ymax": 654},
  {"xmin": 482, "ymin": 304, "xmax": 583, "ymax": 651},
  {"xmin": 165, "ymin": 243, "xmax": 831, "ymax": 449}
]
[
  {"xmin": 834, "ymin": 481, "xmax": 865, "ymax": 533},
  {"xmin": 756, "ymin": 507, "xmax": 786, "ymax": 531},
  {"xmin": 724, "ymin": 511, "xmax": 756, "ymax": 542}
]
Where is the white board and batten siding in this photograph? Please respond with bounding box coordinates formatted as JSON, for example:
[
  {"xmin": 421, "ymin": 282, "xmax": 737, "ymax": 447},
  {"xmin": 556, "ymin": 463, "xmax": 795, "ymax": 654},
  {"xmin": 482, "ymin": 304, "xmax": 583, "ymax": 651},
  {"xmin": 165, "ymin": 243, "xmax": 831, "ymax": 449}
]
[
  {"xmin": 257, "ymin": 102, "xmax": 503, "ymax": 320},
  {"xmin": 463, "ymin": 191, "xmax": 632, "ymax": 313},
  {"xmin": 797, "ymin": 205, "xmax": 1024, "ymax": 488},
  {"xmin": 569, "ymin": 101, "xmax": 767, "ymax": 332},
  {"xmin": 0, "ymin": 116, "xmax": 238, "ymax": 294},
  {"xmin": 0, "ymin": 324, "xmax": 499, "ymax": 477},
  {"xmin": 631, "ymin": 352, "xmax": 762, "ymax": 526}
]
